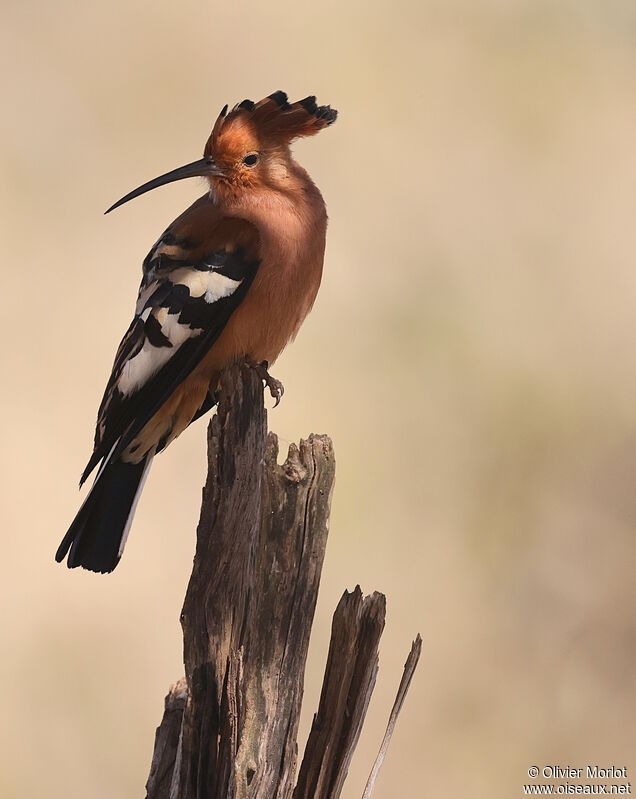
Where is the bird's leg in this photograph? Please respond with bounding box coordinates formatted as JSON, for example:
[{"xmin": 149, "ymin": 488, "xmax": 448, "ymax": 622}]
[{"xmin": 246, "ymin": 359, "xmax": 284, "ymax": 407}]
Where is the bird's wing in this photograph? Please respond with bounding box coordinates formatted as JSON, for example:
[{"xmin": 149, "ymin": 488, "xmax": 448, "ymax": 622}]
[{"xmin": 81, "ymin": 204, "xmax": 260, "ymax": 484}]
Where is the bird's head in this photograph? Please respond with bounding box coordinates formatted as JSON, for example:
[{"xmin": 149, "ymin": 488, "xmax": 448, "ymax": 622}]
[{"xmin": 105, "ymin": 92, "xmax": 337, "ymax": 213}]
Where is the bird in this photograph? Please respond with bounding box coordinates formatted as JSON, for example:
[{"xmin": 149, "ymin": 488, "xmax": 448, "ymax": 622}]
[{"xmin": 55, "ymin": 91, "xmax": 337, "ymax": 573}]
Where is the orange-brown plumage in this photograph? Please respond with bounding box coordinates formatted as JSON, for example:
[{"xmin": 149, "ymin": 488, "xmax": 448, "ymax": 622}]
[{"xmin": 57, "ymin": 91, "xmax": 337, "ymax": 572}]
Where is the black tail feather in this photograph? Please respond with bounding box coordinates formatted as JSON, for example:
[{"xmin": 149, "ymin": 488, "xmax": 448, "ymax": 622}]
[{"xmin": 56, "ymin": 456, "xmax": 151, "ymax": 573}]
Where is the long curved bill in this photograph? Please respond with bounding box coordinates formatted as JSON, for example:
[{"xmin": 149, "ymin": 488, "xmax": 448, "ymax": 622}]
[{"xmin": 105, "ymin": 157, "xmax": 223, "ymax": 214}]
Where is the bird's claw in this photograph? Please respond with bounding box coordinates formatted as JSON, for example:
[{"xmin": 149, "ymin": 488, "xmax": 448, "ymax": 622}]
[{"xmin": 249, "ymin": 360, "xmax": 284, "ymax": 407}]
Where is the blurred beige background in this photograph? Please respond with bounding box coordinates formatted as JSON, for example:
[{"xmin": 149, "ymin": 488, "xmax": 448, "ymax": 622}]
[{"xmin": 2, "ymin": 1, "xmax": 636, "ymax": 797}]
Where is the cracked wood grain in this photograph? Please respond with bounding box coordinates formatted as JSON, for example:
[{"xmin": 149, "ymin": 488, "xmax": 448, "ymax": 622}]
[
  {"xmin": 147, "ymin": 364, "xmax": 336, "ymax": 799},
  {"xmin": 145, "ymin": 363, "xmax": 420, "ymax": 799},
  {"xmin": 293, "ymin": 589, "xmax": 386, "ymax": 799},
  {"xmin": 146, "ymin": 678, "xmax": 188, "ymax": 799}
]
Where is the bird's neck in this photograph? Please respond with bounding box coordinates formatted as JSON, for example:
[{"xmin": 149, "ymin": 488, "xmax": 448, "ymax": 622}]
[{"xmin": 211, "ymin": 161, "xmax": 327, "ymax": 258}]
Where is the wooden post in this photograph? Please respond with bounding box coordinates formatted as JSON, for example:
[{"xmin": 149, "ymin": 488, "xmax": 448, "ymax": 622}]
[{"xmin": 146, "ymin": 364, "xmax": 420, "ymax": 799}]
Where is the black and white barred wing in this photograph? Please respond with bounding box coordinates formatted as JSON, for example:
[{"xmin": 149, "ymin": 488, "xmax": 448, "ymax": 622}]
[{"xmin": 81, "ymin": 224, "xmax": 260, "ymax": 484}]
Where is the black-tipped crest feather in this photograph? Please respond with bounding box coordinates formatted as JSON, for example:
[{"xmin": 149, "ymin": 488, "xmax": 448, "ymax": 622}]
[{"xmin": 212, "ymin": 91, "xmax": 338, "ymax": 147}]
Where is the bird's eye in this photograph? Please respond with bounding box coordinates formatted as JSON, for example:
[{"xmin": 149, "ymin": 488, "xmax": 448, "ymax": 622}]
[{"xmin": 243, "ymin": 153, "xmax": 259, "ymax": 167}]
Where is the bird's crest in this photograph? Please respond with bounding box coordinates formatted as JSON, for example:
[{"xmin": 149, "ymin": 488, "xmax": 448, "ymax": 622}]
[
  {"xmin": 104, "ymin": 91, "xmax": 338, "ymax": 213},
  {"xmin": 206, "ymin": 91, "xmax": 337, "ymax": 155}
]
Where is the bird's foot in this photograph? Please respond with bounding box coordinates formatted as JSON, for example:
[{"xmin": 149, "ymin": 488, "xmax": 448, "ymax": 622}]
[{"xmin": 247, "ymin": 360, "xmax": 284, "ymax": 407}]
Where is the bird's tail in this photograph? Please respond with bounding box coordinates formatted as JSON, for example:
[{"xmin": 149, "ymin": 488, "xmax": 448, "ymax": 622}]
[{"xmin": 56, "ymin": 454, "xmax": 153, "ymax": 573}]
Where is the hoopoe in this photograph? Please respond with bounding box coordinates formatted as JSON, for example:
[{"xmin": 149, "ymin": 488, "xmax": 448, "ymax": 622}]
[{"xmin": 56, "ymin": 91, "xmax": 337, "ymax": 573}]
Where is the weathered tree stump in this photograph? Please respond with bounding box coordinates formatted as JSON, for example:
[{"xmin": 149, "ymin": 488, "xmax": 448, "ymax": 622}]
[{"xmin": 146, "ymin": 364, "xmax": 420, "ymax": 799}]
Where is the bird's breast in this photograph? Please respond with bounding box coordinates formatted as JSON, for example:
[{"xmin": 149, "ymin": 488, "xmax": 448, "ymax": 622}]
[{"xmin": 195, "ymin": 204, "xmax": 327, "ymax": 375}]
